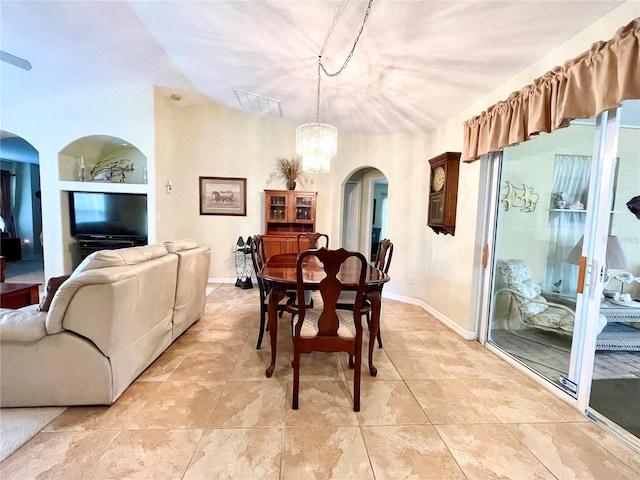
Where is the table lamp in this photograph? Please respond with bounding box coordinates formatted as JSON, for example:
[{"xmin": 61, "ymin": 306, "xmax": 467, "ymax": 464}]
[{"xmin": 565, "ymin": 235, "xmax": 628, "ymax": 297}]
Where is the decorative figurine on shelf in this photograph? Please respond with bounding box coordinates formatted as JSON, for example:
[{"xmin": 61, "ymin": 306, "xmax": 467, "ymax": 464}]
[
  {"xmin": 552, "ymin": 279, "xmax": 563, "ymax": 293},
  {"xmin": 568, "ymin": 200, "xmax": 584, "ymax": 210},
  {"xmin": 552, "ymin": 192, "xmax": 567, "ymax": 209},
  {"xmin": 91, "ymin": 156, "xmax": 134, "ymax": 183},
  {"xmin": 76, "ymin": 156, "xmax": 86, "ymax": 182}
]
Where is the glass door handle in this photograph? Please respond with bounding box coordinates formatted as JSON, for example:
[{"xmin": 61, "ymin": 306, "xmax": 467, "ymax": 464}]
[
  {"xmin": 576, "ymin": 256, "xmax": 587, "ymax": 294},
  {"xmin": 482, "ymin": 244, "xmax": 489, "ymax": 269}
]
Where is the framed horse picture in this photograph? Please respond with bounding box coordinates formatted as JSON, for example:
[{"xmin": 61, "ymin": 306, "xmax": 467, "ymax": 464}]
[{"xmin": 199, "ymin": 176, "xmax": 247, "ymax": 216}]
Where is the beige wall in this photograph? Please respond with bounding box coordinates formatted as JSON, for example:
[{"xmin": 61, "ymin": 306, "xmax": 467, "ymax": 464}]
[{"xmin": 153, "ymin": 93, "xmax": 305, "ymax": 279}]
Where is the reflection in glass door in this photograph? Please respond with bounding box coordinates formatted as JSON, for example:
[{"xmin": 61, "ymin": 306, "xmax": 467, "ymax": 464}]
[
  {"xmin": 586, "ymin": 99, "xmax": 640, "ymax": 441},
  {"xmin": 487, "ymin": 119, "xmax": 598, "ymax": 392},
  {"xmin": 485, "ymin": 99, "xmax": 640, "ymax": 445}
]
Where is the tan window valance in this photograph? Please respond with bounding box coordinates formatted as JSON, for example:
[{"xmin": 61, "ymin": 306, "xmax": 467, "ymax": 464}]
[{"xmin": 462, "ymin": 17, "xmax": 640, "ymax": 163}]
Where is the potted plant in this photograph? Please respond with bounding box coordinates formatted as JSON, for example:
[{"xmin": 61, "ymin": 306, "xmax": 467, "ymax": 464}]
[{"xmin": 275, "ymin": 158, "xmax": 303, "ymax": 190}]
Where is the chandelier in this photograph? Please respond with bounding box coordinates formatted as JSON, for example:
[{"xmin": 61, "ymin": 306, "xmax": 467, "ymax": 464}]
[{"xmin": 296, "ymin": 0, "xmax": 373, "ymax": 173}]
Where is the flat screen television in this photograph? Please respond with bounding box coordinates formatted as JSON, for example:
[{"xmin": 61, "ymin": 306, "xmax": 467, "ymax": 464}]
[{"xmin": 69, "ymin": 191, "xmax": 148, "ymax": 242}]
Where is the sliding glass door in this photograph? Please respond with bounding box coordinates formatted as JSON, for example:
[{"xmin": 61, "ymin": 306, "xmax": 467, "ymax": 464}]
[
  {"xmin": 484, "ymin": 99, "xmax": 640, "ymax": 443},
  {"xmin": 583, "ymin": 99, "xmax": 640, "ymax": 441},
  {"xmin": 486, "ymin": 118, "xmax": 599, "ymax": 392}
]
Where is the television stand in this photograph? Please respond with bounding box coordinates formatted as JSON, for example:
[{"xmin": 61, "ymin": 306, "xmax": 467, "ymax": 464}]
[{"xmin": 77, "ymin": 239, "xmax": 143, "ymax": 260}]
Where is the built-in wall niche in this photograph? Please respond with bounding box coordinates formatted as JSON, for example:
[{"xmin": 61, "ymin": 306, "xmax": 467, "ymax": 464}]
[{"xmin": 58, "ymin": 135, "xmax": 147, "ymax": 185}]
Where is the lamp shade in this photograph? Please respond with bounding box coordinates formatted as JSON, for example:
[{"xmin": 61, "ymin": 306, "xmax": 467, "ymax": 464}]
[
  {"xmin": 564, "ymin": 235, "xmax": 628, "ymax": 269},
  {"xmin": 606, "ymin": 235, "xmax": 629, "ymax": 269},
  {"xmin": 296, "ymin": 123, "xmax": 337, "ymax": 173},
  {"xmin": 564, "ymin": 237, "xmax": 583, "ymax": 265}
]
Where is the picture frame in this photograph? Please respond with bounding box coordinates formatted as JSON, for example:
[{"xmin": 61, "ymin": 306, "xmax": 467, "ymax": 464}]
[{"xmin": 199, "ymin": 176, "xmax": 247, "ymax": 216}]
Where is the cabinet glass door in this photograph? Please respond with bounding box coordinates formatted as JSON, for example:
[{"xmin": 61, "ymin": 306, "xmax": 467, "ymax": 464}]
[
  {"xmin": 294, "ymin": 195, "xmax": 313, "ymax": 222},
  {"xmin": 268, "ymin": 194, "xmax": 287, "ymax": 221}
]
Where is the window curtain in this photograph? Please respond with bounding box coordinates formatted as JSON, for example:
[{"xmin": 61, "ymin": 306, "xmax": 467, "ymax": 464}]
[
  {"xmin": 543, "ymin": 155, "xmax": 591, "ymax": 295},
  {"xmin": 463, "ymin": 17, "xmax": 640, "ymax": 162},
  {"xmin": 0, "ymin": 169, "xmax": 17, "ymax": 237}
]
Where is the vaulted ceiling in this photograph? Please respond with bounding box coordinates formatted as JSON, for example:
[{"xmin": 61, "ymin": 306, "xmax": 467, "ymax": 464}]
[{"xmin": 0, "ymin": 1, "xmax": 625, "ymax": 137}]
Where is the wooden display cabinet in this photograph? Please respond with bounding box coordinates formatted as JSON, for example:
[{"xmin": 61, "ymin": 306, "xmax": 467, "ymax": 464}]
[{"xmin": 263, "ymin": 190, "xmax": 317, "ymax": 258}]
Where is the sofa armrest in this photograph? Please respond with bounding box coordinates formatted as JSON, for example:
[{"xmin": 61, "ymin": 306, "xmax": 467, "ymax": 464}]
[
  {"xmin": 161, "ymin": 239, "xmax": 199, "ymax": 253},
  {"xmin": 0, "ymin": 308, "xmax": 48, "ymax": 342}
]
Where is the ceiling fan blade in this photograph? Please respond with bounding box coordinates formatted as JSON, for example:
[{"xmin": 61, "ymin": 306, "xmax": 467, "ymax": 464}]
[{"xmin": 0, "ymin": 50, "xmax": 32, "ymax": 71}]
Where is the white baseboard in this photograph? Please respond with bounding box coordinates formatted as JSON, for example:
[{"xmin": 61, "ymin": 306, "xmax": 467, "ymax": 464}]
[
  {"xmin": 382, "ymin": 291, "xmax": 476, "ymax": 340},
  {"xmin": 208, "ymin": 277, "xmax": 236, "ymax": 284}
]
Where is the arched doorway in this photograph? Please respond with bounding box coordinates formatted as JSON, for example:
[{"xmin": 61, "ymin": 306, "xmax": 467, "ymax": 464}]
[
  {"xmin": 0, "ymin": 131, "xmax": 43, "ymax": 283},
  {"xmin": 342, "ymin": 167, "xmax": 388, "ymax": 261}
]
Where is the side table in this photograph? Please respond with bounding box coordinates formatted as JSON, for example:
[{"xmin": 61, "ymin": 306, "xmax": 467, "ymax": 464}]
[
  {"xmin": 0, "ymin": 283, "xmax": 41, "ymax": 309},
  {"xmin": 597, "ymin": 300, "xmax": 640, "ymax": 351}
]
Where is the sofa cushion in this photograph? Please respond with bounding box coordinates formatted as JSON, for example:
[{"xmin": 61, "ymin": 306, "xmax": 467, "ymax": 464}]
[
  {"xmin": 72, "ymin": 245, "xmax": 168, "ymax": 276},
  {"xmin": 38, "ymin": 275, "xmax": 71, "ymax": 312},
  {"xmin": 161, "ymin": 239, "xmax": 199, "ymax": 253},
  {"xmin": 0, "ymin": 309, "xmax": 48, "ymax": 342}
]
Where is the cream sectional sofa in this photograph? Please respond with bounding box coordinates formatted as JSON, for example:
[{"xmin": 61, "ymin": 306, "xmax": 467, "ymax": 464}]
[
  {"xmin": 0, "ymin": 240, "xmax": 211, "ymax": 407},
  {"xmin": 163, "ymin": 240, "xmax": 212, "ymax": 339}
]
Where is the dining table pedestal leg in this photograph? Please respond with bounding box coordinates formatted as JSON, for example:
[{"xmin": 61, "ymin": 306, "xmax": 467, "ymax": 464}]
[
  {"xmin": 265, "ymin": 284, "xmax": 286, "ymax": 378},
  {"xmin": 366, "ymin": 288, "xmax": 382, "ymax": 377}
]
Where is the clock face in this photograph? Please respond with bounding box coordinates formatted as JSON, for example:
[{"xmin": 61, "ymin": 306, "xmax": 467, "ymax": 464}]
[{"xmin": 432, "ymin": 166, "xmax": 446, "ymax": 192}]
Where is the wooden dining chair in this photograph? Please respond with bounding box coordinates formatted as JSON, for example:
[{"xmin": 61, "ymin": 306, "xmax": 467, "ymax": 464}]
[
  {"xmin": 296, "ymin": 232, "xmax": 329, "ymax": 308},
  {"xmin": 289, "ymin": 248, "xmax": 368, "ymax": 411},
  {"xmin": 296, "ymin": 232, "xmax": 329, "ymax": 252},
  {"xmin": 250, "ymin": 235, "xmax": 296, "ymax": 349},
  {"xmin": 374, "ymin": 239, "xmax": 394, "ymax": 275},
  {"xmin": 336, "ymin": 238, "xmax": 393, "ymax": 349}
]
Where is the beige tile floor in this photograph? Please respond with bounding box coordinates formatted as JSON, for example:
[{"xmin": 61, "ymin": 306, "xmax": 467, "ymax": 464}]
[{"xmin": 2, "ymin": 284, "xmax": 640, "ymax": 479}]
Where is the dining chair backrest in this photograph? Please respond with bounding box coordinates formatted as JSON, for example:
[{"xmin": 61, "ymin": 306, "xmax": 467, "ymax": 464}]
[
  {"xmin": 250, "ymin": 235, "xmax": 269, "ymax": 296},
  {"xmin": 374, "ymin": 238, "xmax": 393, "ymax": 274},
  {"xmin": 297, "ymin": 232, "xmax": 329, "ymax": 252},
  {"xmin": 252, "ymin": 234, "xmax": 296, "ymax": 349},
  {"xmin": 292, "ymin": 247, "xmax": 367, "ymax": 410},
  {"xmin": 294, "ymin": 248, "xmax": 367, "ymax": 336},
  {"xmin": 252, "ymin": 235, "xmax": 267, "ymax": 268}
]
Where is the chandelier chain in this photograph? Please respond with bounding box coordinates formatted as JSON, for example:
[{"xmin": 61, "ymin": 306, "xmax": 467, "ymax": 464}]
[
  {"xmin": 315, "ymin": 0, "xmax": 373, "ymax": 124},
  {"xmin": 316, "ymin": 59, "xmax": 322, "ymax": 124},
  {"xmin": 319, "ymin": 0, "xmax": 373, "ymax": 78}
]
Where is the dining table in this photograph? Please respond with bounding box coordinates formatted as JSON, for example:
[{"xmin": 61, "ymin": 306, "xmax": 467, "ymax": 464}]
[{"xmin": 259, "ymin": 252, "xmax": 390, "ymax": 378}]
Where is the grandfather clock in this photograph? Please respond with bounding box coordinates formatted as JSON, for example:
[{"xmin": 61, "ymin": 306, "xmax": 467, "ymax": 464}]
[{"xmin": 427, "ymin": 151, "xmax": 461, "ymax": 236}]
